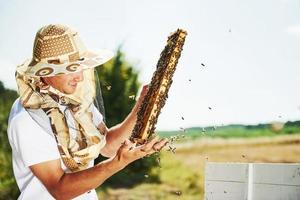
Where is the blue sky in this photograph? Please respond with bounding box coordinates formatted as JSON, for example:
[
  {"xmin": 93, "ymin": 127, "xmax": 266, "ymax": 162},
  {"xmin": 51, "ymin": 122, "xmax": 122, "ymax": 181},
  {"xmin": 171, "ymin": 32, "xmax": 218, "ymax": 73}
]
[{"xmin": 0, "ymin": 0, "xmax": 300, "ymax": 130}]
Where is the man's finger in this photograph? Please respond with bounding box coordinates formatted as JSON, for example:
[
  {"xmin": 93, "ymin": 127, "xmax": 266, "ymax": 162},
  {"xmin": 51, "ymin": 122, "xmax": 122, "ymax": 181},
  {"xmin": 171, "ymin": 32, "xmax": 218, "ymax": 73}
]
[
  {"xmin": 152, "ymin": 138, "xmax": 168, "ymax": 152},
  {"xmin": 140, "ymin": 136, "xmax": 159, "ymax": 152},
  {"xmin": 142, "ymin": 84, "xmax": 149, "ymax": 90},
  {"xmin": 140, "ymin": 85, "xmax": 149, "ymax": 96}
]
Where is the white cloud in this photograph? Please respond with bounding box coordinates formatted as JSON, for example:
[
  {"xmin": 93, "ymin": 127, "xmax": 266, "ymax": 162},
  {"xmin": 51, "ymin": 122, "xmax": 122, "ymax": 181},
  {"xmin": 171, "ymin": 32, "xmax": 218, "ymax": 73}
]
[
  {"xmin": 0, "ymin": 59, "xmax": 17, "ymax": 90},
  {"xmin": 286, "ymin": 25, "xmax": 300, "ymax": 36}
]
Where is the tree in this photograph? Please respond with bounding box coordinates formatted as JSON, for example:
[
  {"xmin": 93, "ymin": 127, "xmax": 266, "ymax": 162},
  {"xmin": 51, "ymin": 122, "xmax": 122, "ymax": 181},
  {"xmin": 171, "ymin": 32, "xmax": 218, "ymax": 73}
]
[
  {"xmin": 95, "ymin": 47, "xmax": 140, "ymax": 127},
  {"xmin": 95, "ymin": 47, "xmax": 160, "ymax": 187},
  {"xmin": 0, "ymin": 81, "xmax": 20, "ymax": 200}
]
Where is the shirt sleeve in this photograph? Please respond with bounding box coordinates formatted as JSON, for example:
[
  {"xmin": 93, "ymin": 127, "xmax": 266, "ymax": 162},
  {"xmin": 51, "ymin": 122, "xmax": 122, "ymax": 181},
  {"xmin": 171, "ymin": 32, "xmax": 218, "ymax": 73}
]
[
  {"xmin": 89, "ymin": 104, "xmax": 103, "ymax": 126},
  {"xmin": 9, "ymin": 112, "xmax": 61, "ymax": 167}
]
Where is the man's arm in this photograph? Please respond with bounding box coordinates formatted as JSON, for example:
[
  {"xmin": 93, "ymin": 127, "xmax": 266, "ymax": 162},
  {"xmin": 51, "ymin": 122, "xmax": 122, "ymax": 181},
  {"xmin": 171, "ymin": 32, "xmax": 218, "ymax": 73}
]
[
  {"xmin": 100, "ymin": 85, "xmax": 148, "ymax": 157},
  {"xmin": 30, "ymin": 136, "xmax": 167, "ymax": 200}
]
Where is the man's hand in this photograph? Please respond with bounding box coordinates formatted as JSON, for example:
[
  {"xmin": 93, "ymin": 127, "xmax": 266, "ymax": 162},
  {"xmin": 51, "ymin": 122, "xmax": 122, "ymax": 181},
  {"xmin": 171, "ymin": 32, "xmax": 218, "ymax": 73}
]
[
  {"xmin": 114, "ymin": 136, "xmax": 168, "ymax": 165},
  {"xmin": 101, "ymin": 84, "xmax": 150, "ymax": 157}
]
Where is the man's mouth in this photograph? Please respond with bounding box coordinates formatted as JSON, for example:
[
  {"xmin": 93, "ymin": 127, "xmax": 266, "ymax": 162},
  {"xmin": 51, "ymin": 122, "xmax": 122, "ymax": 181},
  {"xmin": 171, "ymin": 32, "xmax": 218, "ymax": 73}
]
[{"xmin": 70, "ymin": 83, "xmax": 77, "ymax": 88}]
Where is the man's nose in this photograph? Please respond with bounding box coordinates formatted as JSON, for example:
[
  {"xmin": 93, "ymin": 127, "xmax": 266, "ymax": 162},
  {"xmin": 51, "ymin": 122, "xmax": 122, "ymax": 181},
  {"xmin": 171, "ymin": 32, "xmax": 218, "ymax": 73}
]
[{"xmin": 73, "ymin": 71, "xmax": 84, "ymax": 82}]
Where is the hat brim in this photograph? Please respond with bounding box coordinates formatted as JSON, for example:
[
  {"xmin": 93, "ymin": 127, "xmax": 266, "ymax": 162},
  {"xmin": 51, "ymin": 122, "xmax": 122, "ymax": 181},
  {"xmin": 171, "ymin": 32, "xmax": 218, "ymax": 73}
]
[{"xmin": 17, "ymin": 49, "xmax": 114, "ymax": 77}]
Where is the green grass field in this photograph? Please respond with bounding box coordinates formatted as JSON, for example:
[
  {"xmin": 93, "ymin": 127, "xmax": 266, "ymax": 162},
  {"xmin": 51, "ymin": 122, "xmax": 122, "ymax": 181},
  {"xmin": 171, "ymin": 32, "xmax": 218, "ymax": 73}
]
[
  {"xmin": 159, "ymin": 121, "xmax": 300, "ymax": 140},
  {"xmin": 97, "ymin": 121, "xmax": 300, "ymax": 200},
  {"xmin": 97, "ymin": 151, "xmax": 204, "ymax": 200}
]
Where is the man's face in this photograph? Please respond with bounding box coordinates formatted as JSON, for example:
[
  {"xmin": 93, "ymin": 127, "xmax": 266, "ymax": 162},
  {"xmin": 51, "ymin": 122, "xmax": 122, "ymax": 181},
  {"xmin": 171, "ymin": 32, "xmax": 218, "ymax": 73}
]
[{"xmin": 43, "ymin": 70, "xmax": 84, "ymax": 94}]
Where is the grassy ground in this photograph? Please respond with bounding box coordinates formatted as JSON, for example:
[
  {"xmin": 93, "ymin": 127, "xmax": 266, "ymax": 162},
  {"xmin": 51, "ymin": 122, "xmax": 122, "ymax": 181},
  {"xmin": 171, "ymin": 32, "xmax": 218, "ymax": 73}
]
[
  {"xmin": 97, "ymin": 134, "xmax": 300, "ymax": 200},
  {"xmin": 160, "ymin": 124, "xmax": 300, "ymax": 139}
]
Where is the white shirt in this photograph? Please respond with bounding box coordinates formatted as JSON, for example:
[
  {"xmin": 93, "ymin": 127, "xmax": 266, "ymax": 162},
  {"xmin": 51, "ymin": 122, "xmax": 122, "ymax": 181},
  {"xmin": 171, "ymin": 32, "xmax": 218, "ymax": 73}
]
[{"xmin": 7, "ymin": 98, "xmax": 103, "ymax": 200}]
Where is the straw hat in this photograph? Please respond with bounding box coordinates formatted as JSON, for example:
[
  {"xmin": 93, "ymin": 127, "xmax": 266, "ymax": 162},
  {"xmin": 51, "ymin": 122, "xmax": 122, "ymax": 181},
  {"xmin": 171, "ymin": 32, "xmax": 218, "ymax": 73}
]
[{"xmin": 18, "ymin": 24, "xmax": 113, "ymax": 77}]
